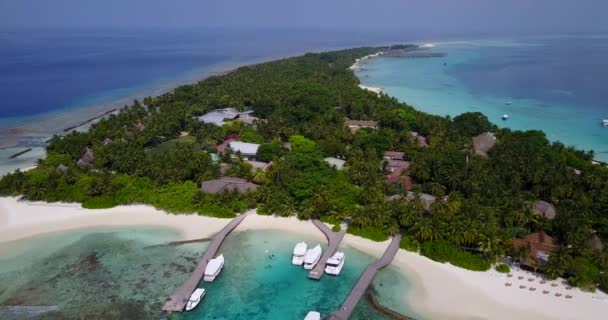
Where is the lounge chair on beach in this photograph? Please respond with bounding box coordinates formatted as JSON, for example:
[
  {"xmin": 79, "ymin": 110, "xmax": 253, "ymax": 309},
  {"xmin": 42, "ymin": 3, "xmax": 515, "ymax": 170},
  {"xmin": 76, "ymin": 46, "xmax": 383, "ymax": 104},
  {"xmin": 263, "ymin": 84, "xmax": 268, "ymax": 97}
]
[
  {"xmin": 555, "ymin": 293, "xmax": 562, "ymax": 297},
  {"xmin": 529, "ymin": 287, "xmax": 536, "ymax": 291},
  {"xmin": 543, "ymin": 290, "xmax": 550, "ymax": 294},
  {"xmin": 551, "ymin": 283, "xmax": 558, "ymax": 287},
  {"xmin": 519, "ymin": 285, "xmax": 527, "ymax": 289}
]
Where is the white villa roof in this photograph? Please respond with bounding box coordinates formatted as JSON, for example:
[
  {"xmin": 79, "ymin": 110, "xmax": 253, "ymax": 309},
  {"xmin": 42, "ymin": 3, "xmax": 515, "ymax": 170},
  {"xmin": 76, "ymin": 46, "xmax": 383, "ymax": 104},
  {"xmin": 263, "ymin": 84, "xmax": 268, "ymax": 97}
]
[
  {"xmin": 198, "ymin": 108, "xmax": 239, "ymax": 126},
  {"xmin": 229, "ymin": 141, "xmax": 260, "ymax": 156},
  {"xmin": 324, "ymin": 157, "xmax": 346, "ymax": 170}
]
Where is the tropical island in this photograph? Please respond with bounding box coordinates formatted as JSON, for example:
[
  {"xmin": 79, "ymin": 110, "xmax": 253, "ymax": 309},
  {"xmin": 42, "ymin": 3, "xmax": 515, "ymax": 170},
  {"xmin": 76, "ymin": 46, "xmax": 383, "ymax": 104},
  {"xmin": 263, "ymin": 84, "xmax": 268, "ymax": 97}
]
[{"xmin": 1, "ymin": 46, "xmax": 608, "ymax": 319}]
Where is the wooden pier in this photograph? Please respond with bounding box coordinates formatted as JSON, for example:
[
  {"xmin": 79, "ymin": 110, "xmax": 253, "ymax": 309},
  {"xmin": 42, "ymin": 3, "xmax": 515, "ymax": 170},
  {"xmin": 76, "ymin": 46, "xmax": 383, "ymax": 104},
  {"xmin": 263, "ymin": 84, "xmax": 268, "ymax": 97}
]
[
  {"xmin": 326, "ymin": 234, "xmax": 402, "ymax": 320},
  {"xmin": 162, "ymin": 212, "xmax": 250, "ymax": 313},
  {"xmin": 308, "ymin": 220, "xmax": 346, "ymax": 280}
]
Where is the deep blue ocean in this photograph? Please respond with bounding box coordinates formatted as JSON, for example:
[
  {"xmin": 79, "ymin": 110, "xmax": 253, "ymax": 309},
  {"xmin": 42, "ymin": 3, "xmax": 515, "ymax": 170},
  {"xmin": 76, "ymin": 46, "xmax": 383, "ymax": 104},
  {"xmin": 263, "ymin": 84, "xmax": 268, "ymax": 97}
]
[
  {"xmin": 0, "ymin": 28, "xmax": 402, "ymax": 173},
  {"xmin": 357, "ymin": 36, "xmax": 608, "ymax": 161}
]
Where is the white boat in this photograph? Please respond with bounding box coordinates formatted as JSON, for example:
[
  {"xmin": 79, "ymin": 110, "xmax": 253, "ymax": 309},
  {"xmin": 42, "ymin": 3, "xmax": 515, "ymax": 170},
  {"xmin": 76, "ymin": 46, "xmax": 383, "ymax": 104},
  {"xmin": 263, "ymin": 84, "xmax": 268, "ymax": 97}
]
[
  {"xmin": 292, "ymin": 241, "xmax": 308, "ymax": 265},
  {"xmin": 502, "ymin": 114, "xmax": 509, "ymax": 120},
  {"xmin": 303, "ymin": 244, "xmax": 322, "ymax": 270},
  {"xmin": 304, "ymin": 311, "xmax": 321, "ymax": 320},
  {"xmin": 185, "ymin": 288, "xmax": 206, "ymax": 311},
  {"xmin": 602, "ymin": 119, "xmax": 608, "ymax": 126},
  {"xmin": 324, "ymin": 251, "xmax": 345, "ymax": 276},
  {"xmin": 204, "ymin": 254, "xmax": 224, "ymax": 282},
  {"xmin": 506, "ymin": 101, "xmax": 512, "ymax": 105}
]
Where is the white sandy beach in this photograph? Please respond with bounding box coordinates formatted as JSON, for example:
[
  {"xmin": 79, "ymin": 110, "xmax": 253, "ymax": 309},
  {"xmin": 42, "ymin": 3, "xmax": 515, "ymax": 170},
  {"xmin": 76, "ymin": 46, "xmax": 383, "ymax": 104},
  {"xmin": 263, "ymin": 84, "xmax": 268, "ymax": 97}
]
[{"xmin": 1, "ymin": 197, "xmax": 607, "ymax": 319}]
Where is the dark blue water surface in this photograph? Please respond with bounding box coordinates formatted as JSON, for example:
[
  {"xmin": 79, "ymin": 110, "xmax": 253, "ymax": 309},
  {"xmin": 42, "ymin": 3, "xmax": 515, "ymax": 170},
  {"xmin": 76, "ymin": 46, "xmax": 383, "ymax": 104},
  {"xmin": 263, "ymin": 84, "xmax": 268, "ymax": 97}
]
[{"xmin": 448, "ymin": 37, "xmax": 608, "ymax": 111}]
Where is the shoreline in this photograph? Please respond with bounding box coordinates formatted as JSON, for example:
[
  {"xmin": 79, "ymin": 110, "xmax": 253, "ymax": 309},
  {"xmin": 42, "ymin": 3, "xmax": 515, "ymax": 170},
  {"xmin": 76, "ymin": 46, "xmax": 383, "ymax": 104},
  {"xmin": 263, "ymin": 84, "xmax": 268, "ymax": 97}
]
[{"xmin": 1, "ymin": 197, "xmax": 606, "ymax": 319}]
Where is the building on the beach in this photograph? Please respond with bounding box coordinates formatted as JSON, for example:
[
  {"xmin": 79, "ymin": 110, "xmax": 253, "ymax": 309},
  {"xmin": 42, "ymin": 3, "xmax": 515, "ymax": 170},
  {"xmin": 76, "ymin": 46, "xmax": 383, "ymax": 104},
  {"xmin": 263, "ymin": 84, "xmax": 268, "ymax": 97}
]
[
  {"xmin": 228, "ymin": 141, "xmax": 260, "ymax": 160},
  {"xmin": 200, "ymin": 177, "xmax": 259, "ymax": 194},
  {"xmin": 472, "ymin": 132, "xmax": 496, "ymax": 157},
  {"xmin": 410, "ymin": 132, "xmax": 428, "ymax": 147},
  {"xmin": 344, "ymin": 118, "xmax": 379, "ymax": 134},
  {"xmin": 383, "ymin": 151, "xmax": 405, "ymax": 161},
  {"xmin": 324, "ymin": 157, "xmax": 346, "ymax": 170},
  {"xmin": 215, "ymin": 135, "xmax": 240, "ymax": 154},
  {"xmin": 77, "ymin": 147, "xmax": 95, "ymax": 168},
  {"xmin": 511, "ymin": 231, "xmax": 557, "ymax": 267},
  {"xmin": 533, "ymin": 200, "xmax": 557, "ymax": 220}
]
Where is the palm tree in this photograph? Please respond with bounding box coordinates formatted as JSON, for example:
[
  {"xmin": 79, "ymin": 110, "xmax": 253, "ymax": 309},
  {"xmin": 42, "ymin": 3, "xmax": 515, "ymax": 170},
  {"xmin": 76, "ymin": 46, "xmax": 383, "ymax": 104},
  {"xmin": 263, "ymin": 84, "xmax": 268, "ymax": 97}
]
[
  {"xmin": 411, "ymin": 219, "xmax": 438, "ymax": 241},
  {"xmin": 252, "ymin": 169, "xmax": 268, "ymax": 184}
]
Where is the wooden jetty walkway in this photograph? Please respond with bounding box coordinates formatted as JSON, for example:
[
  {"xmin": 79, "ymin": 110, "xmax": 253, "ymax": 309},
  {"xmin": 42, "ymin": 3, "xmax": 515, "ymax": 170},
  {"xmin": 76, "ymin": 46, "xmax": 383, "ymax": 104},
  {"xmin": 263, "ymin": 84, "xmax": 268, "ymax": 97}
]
[
  {"xmin": 308, "ymin": 219, "xmax": 347, "ymax": 280},
  {"xmin": 162, "ymin": 212, "xmax": 250, "ymax": 313},
  {"xmin": 326, "ymin": 234, "xmax": 402, "ymax": 320}
]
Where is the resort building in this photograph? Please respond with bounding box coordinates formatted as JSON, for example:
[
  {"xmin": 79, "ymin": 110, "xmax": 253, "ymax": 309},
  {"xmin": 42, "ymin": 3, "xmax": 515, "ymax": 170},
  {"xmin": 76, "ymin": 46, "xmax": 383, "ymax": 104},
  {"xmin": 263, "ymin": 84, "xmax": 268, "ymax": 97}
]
[
  {"xmin": 245, "ymin": 160, "xmax": 271, "ymax": 171},
  {"xmin": 324, "ymin": 157, "xmax": 346, "ymax": 170},
  {"xmin": 228, "ymin": 141, "xmax": 260, "ymax": 160},
  {"xmin": 410, "ymin": 132, "xmax": 428, "ymax": 147},
  {"xmin": 77, "ymin": 147, "xmax": 95, "ymax": 168},
  {"xmin": 511, "ymin": 231, "xmax": 557, "ymax": 267},
  {"xmin": 344, "ymin": 118, "xmax": 379, "ymax": 134},
  {"xmin": 385, "ymin": 158, "xmax": 412, "ymax": 191},
  {"xmin": 472, "ymin": 132, "xmax": 496, "ymax": 157},
  {"xmin": 198, "ymin": 108, "xmax": 240, "ymax": 126},
  {"xmin": 383, "ymin": 151, "xmax": 405, "ymax": 161},
  {"xmin": 533, "ymin": 200, "xmax": 557, "ymax": 220},
  {"xmin": 406, "ymin": 192, "xmax": 437, "ymax": 211},
  {"xmin": 200, "ymin": 177, "xmax": 259, "ymax": 194}
]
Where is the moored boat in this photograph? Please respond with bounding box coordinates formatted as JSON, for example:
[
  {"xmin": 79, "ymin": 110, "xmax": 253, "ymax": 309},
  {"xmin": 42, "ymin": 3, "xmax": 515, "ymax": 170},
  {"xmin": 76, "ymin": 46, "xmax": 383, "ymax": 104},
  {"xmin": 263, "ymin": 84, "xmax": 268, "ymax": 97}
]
[
  {"xmin": 304, "ymin": 311, "xmax": 321, "ymax": 320},
  {"xmin": 502, "ymin": 114, "xmax": 509, "ymax": 121},
  {"xmin": 292, "ymin": 241, "xmax": 308, "ymax": 265},
  {"xmin": 602, "ymin": 119, "xmax": 608, "ymax": 126},
  {"xmin": 185, "ymin": 288, "xmax": 206, "ymax": 311},
  {"xmin": 204, "ymin": 254, "xmax": 224, "ymax": 282},
  {"xmin": 324, "ymin": 251, "xmax": 345, "ymax": 276},
  {"xmin": 303, "ymin": 244, "xmax": 322, "ymax": 270}
]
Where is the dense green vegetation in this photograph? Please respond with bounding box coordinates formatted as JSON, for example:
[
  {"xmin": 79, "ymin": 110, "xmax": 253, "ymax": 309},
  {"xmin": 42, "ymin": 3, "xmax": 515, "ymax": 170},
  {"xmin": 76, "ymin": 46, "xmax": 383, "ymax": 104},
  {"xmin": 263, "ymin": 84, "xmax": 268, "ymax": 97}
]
[
  {"xmin": 1, "ymin": 47, "xmax": 607, "ymax": 291},
  {"xmin": 495, "ymin": 264, "xmax": 511, "ymax": 273}
]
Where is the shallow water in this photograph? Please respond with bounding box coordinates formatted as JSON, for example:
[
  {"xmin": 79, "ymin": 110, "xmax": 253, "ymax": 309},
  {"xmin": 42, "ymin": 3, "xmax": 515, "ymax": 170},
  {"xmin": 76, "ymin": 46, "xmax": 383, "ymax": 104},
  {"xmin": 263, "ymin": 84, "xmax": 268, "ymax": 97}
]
[
  {"xmin": 0, "ymin": 227, "xmax": 416, "ymax": 319},
  {"xmin": 357, "ymin": 36, "xmax": 608, "ymax": 161}
]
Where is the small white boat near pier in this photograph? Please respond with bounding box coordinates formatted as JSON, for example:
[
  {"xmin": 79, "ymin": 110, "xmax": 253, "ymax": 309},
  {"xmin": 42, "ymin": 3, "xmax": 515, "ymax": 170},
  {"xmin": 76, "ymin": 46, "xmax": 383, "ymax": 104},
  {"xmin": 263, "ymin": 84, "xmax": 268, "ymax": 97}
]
[
  {"xmin": 303, "ymin": 244, "xmax": 322, "ymax": 270},
  {"xmin": 292, "ymin": 241, "xmax": 308, "ymax": 265},
  {"xmin": 185, "ymin": 288, "xmax": 206, "ymax": 311},
  {"xmin": 304, "ymin": 311, "xmax": 321, "ymax": 320},
  {"xmin": 324, "ymin": 251, "xmax": 345, "ymax": 276},
  {"xmin": 204, "ymin": 254, "xmax": 224, "ymax": 282}
]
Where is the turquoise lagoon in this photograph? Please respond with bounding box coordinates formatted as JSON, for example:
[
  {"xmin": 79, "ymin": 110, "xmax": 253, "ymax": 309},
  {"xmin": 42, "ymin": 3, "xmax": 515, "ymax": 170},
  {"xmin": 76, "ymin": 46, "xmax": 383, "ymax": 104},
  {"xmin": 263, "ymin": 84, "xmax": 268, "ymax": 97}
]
[
  {"xmin": 0, "ymin": 227, "xmax": 416, "ymax": 319},
  {"xmin": 356, "ymin": 37, "xmax": 608, "ymax": 161}
]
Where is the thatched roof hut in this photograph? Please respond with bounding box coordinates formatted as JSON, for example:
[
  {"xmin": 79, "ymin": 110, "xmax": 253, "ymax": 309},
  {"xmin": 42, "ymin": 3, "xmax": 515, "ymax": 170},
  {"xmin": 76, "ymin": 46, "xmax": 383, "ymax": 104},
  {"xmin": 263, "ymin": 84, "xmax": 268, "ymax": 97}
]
[
  {"xmin": 472, "ymin": 132, "xmax": 496, "ymax": 157},
  {"xmin": 77, "ymin": 147, "xmax": 94, "ymax": 168},
  {"xmin": 533, "ymin": 200, "xmax": 557, "ymax": 220},
  {"xmin": 586, "ymin": 234, "xmax": 605, "ymax": 252},
  {"xmin": 200, "ymin": 177, "xmax": 258, "ymax": 194},
  {"xmin": 512, "ymin": 231, "xmax": 557, "ymax": 266}
]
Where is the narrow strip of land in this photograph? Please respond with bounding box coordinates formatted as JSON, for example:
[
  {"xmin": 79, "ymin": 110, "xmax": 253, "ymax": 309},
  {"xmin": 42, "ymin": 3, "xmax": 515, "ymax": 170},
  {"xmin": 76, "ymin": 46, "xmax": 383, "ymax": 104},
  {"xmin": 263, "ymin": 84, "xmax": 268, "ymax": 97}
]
[
  {"xmin": 162, "ymin": 212, "xmax": 249, "ymax": 313},
  {"xmin": 326, "ymin": 234, "xmax": 402, "ymax": 320},
  {"xmin": 308, "ymin": 219, "xmax": 346, "ymax": 280}
]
